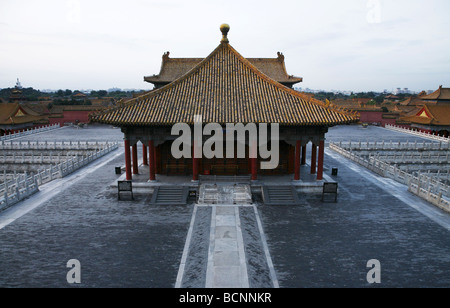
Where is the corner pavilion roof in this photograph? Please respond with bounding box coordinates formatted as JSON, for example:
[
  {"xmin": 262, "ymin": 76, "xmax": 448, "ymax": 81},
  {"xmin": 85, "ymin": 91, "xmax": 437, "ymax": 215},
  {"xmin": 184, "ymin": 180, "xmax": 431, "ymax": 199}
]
[{"xmin": 91, "ymin": 25, "xmax": 359, "ymax": 127}]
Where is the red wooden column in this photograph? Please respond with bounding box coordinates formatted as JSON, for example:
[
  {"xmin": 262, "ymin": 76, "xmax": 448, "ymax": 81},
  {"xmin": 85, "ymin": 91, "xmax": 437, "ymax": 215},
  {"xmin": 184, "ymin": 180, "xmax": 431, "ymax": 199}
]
[
  {"xmin": 301, "ymin": 145, "xmax": 307, "ymax": 165},
  {"xmin": 142, "ymin": 144, "xmax": 148, "ymax": 166},
  {"xmin": 310, "ymin": 143, "xmax": 317, "ymax": 174},
  {"xmin": 294, "ymin": 140, "xmax": 301, "ymax": 181},
  {"xmin": 153, "ymin": 145, "xmax": 157, "ymax": 175},
  {"xmin": 124, "ymin": 139, "xmax": 132, "ymax": 181},
  {"xmin": 148, "ymin": 140, "xmax": 156, "ymax": 181},
  {"xmin": 317, "ymin": 140, "xmax": 325, "ymax": 180},
  {"xmin": 132, "ymin": 144, "xmax": 139, "ymax": 174}
]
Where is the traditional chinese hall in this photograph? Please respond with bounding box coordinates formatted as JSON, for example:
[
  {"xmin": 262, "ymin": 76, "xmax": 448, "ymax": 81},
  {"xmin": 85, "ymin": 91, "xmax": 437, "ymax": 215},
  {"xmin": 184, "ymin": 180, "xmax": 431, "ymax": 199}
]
[{"xmin": 91, "ymin": 24, "xmax": 358, "ymax": 185}]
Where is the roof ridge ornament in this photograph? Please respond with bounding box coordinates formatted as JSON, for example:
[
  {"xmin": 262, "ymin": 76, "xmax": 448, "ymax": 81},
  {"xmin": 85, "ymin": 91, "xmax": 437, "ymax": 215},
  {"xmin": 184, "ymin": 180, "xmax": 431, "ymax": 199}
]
[
  {"xmin": 220, "ymin": 23, "xmax": 230, "ymax": 43},
  {"xmin": 277, "ymin": 52, "xmax": 284, "ymax": 61}
]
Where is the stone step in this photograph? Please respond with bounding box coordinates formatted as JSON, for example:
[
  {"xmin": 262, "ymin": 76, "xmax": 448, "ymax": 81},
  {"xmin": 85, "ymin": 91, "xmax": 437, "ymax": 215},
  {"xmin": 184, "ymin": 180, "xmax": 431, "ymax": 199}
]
[
  {"xmin": 262, "ymin": 186, "xmax": 300, "ymax": 205},
  {"xmin": 150, "ymin": 186, "xmax": 189, "ymax": 205}
]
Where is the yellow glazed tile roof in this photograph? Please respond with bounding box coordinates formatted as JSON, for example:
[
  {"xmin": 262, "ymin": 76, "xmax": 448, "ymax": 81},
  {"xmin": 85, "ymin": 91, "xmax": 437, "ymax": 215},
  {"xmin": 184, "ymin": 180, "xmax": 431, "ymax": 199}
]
[
  {"xmin": 0, "ymin": 103, "xmax": 46, "ymax": 125},
  {"xmin": 421, "ymin": 86, "xmax": 450, "ymax": 101},
  {"xmin": 144, "ymin": 51, "xmax": 302, "ymax": 85},
  {"xmin": 92, "ymin": 30, "xmax": 358, "ymax": 126},
  {"xmin": 401, "ymin": 105, "xmax": 450, "ymax": 126}
]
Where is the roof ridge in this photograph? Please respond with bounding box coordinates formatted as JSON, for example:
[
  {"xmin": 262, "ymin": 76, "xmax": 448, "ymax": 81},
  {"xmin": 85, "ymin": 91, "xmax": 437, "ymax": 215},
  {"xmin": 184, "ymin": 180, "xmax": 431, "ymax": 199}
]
[
  {"xmin": 423, "ymin": 104, "xmax": 436, "ymax": 119},
  {"xmin": 436, "ymin": 86, "xmax": 442, "ymax": 99},
  {"xmin": 276, "ymin": 52, "xmax": 290, "ymax": 80}
]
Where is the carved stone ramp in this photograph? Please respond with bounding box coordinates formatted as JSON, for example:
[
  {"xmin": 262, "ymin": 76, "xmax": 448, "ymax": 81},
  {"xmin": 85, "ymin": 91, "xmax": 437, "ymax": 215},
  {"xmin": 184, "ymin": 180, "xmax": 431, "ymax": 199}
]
[
  {"xmin": 150, "ymin": 186, "xmax": 189, "ymax": 205},
  {"xmin": 262, "ymin": 185, "xmax": 300, "ymax": 205},
  {"xmin": 199, "ymin": 175, "xmax": 251, "ymax": 184},
  {"xmin": 198, "ymin": 183, "xmax": 252, "ymax": 205}
]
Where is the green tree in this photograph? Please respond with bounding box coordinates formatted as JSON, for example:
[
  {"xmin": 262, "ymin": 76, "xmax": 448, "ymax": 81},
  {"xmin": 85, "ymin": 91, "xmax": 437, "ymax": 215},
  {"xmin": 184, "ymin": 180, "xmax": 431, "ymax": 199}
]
[
  {"xmin": 97, "ymin": 90, "xmax": 107, "ymax": 97},
  {"xmin": 374, "ymin": 95, "xmax": 385, "ymax": 104}
]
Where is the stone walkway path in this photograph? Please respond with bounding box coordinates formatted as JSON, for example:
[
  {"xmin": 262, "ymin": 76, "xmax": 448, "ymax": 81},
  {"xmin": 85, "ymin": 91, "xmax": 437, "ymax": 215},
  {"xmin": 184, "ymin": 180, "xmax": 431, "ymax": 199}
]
[
  {"xmin": 205, "ymin": 205, "xmax": 249, "ymax": 288},
  {"xmin": 176, "ymin": 203, "xmax": 278, "ymax": 288}
]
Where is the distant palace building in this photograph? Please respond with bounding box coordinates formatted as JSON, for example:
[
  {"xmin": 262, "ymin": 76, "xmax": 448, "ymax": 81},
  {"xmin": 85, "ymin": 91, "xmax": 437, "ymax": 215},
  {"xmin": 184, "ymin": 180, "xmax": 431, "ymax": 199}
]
[
  {"xmin": 0, "ymin": 102, "xmax": 48, "ymax": 136},
  {"xmin": 91, "ymin": 24, "xmax": 358, "ymax": 181},
  {"xmin": 420, "ymin": 85, "xmax": 450, "ymax": 104},
  {"xmin": 400, "ymin": 86, "xmax": 450, "ymax": 137},
  {"xmin": 0, "ymin": 79, "xmax": 50, "ymax": 135}
]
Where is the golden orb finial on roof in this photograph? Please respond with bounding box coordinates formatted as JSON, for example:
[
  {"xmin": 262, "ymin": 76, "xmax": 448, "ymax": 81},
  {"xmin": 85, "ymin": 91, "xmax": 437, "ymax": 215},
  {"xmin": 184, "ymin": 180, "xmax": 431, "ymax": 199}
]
[{"xmin": 220, "ymin": 23, "xmax": 230, "ymax": 43}]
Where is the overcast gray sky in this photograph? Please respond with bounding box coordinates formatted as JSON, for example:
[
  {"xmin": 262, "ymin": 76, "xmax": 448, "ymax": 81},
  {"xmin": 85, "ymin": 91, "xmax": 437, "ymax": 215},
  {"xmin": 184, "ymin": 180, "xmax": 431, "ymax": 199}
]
[{"xmin": 1, "ymin": 0, "xmax": 449, "ymax": 92}]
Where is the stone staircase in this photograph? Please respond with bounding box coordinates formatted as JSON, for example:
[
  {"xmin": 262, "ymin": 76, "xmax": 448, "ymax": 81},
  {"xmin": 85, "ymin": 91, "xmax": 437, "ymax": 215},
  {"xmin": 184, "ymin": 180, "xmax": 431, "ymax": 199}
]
[
  {"xmin": 150, "ymin": 186, "xmax": 189, "ymax": 205},
  {"xmin": 261, "ymin": 186, "xmax": 300, "ymax": 205}
]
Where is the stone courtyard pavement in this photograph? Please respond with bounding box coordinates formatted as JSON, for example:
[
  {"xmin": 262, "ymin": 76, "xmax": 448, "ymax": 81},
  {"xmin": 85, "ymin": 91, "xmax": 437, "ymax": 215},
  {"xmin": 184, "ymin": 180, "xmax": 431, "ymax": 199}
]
[{"xmin": 0, "ymin": 124, "xmax": 449, "ymax": 288}]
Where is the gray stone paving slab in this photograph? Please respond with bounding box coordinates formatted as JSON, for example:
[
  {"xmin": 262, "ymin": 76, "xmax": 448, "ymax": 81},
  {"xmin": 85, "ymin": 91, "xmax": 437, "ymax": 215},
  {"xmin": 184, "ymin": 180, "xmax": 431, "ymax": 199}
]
[
  {"xmin": 215, "ymin": 226, "xmax": 237, "ymax": 239},
  {"xmin": 258, "ymin": 127, "xmax": 450, "ymax": 287},
  {"xmin": 177, "ymin": 206, "xmax": 211, "ymax": 288},
  {"xmin": 214, "ymin": 238, "xmax": 238, "ymax": 251},
  {"xmin": 215, "ymin": 215, "xmax": 236, "ymax": 227},
  {"xmin": 240, "ymin": 206, "xmax": 277, "ymax": 288},
  {"xmin": 326, "ymin": 125, "xmax": 437, "ymax": 143},
  {"xmin": 213, "ymin": 251, "xmax": 240, "ymax": 266},
  {"xmin": 204, "ymin": 205, "xmax": 249, "ymax": 288},
  {"xmin": 1, "ymin": 125, "xmax": 450, "ymax": 288},
  {"xmin": 213, "ymin": 266, "xmax": 241, "ymax": 287},
  {"xmin": 216, "ymin": 207, "xmax": 235, "ymax": 215},
  {"xmin": 8, "ymin": 124, "xmax": 124, "ymax": 143},
  {"xmin": 0, "ymin": 138, "xmax": 192, "ymax": 287}
]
